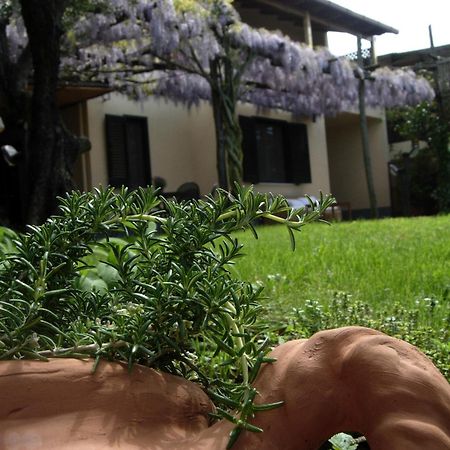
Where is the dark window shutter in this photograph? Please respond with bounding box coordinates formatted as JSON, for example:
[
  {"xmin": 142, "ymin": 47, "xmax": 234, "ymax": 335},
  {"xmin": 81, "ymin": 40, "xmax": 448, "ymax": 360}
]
[
  {"xmin": 105, "ymin": 115, "xmax": 128, "ymax": 187},
  {"xmin": 255, "ymin": 120, "xmax": 286, "ymax": 183},
  {"xmin": 284, "ymin": 122, "xmax": 311, "ymax": 184},
  {"xmin": 240, "ymin": 116, "xmax": 259, "ymax": 183},
  {"xmin": 105, "ymin": 115, "xmax": 151, "ymax": 189},
  {"xmin": 124, "ymin": 116, "xmax": 151, "ymax": 189}
]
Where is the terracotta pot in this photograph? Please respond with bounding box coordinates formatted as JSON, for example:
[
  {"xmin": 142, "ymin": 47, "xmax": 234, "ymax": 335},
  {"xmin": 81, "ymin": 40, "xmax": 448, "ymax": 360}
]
[{"xmin": 1, "ymin": 327, "xmax": 449, "ymax": 449}]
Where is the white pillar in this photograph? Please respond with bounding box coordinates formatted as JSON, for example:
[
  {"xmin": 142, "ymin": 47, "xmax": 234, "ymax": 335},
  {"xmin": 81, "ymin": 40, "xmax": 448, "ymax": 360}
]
[
  {"xmin": 370, "ymin": 36, "xmax": 377, "ymax": 65},
  {"xmin": 303, "ymin": 12, "xmax": 313, "ymax": 47}
]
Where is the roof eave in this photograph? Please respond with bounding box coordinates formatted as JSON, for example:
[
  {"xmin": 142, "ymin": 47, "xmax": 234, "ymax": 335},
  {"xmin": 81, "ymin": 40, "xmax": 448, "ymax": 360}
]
[
  {"xmin": 235, "ymin": 0, "xmax": 398, "ymax": 38},
  {"xmin": 311, "ymin": 0, "xmax": 398, "ymax": 36}
]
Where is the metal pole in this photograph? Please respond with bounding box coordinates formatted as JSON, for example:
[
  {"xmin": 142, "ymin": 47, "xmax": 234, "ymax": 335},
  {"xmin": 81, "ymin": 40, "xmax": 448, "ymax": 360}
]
[
  {"xmin": 428, "ymin": 25, "xmax": 434, "ymax": 48},
  {"xmin": 357, "ymin": 36, "xmax": 379, "ymax": 218}
]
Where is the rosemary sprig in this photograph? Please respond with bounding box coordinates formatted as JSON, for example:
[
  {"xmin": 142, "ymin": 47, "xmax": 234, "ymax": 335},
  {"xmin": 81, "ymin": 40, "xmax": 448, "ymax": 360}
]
[{"xmin": 0, "ymin": 185, "xmax": 334, "ymax": 447}]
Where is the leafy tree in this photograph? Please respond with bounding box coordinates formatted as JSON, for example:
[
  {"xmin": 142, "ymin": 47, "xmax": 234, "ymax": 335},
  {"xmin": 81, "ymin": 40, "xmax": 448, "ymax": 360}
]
[
  {"xmin": 0, "ymin": 0, "xmax": 104, "ymax": 226},
  {"xmin": 1, "ymin": 0, "xmax": 434, "ymax": 226},
  {"xmin": 388, "ymin": 100, "xmax": 450, "ymax": 212}
]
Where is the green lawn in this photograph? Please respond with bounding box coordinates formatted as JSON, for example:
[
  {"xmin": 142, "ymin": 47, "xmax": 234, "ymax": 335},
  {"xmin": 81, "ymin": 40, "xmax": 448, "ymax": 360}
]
[{"xmin": 234, "ymin": 215, "xmax": 450, "ymax": 377}]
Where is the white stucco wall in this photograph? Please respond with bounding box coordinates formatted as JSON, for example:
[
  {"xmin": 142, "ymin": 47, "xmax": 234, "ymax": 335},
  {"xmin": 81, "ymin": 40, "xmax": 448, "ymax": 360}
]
[
  {"xmin": 86, "ymin": 93, "xmax": 332, "ymax": 199},
  {"xmin": 325, "ymin": 111, "xmax": 391, "ymax": 211},
  {"xmin": 87, "ymin": 94, "xmax": 206, "ymax": 193}
]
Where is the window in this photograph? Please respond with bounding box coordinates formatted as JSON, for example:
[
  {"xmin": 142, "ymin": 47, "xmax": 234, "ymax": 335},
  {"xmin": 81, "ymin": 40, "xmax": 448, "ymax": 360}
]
[
  {"xmin": 105, "ymin": 115, "xmax": 152, "ymax": 188},
  {"xmin": 240, "ymin": 116, "xmax": 311, "ymax": 184}
]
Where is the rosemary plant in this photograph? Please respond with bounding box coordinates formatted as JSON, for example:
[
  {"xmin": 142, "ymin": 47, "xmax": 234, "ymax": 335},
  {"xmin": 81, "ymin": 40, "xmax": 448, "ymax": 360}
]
[{"xmin": 0, "ymin": 185, "xmax": 334, "ymax": 447}]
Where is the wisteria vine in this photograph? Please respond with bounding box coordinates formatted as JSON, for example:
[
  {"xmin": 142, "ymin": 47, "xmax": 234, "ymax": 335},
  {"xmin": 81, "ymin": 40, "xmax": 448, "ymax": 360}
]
[{"xmin": 4, "ymin": 0, "xmax": 435, "ymax": 115}]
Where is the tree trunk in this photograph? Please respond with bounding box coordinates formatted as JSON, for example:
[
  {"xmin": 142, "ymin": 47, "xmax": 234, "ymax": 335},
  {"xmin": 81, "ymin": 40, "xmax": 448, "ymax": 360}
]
[
  {"xmin": 20, "ymin": 0, "xmax": 79, "ymax": 225},
  {"xmin": 0, "ymin": 15, "xmax": 31, "ymax": 227},
  {"xmin": 210, "ymin": 57, "xmax": 243, "ymax": 191}
]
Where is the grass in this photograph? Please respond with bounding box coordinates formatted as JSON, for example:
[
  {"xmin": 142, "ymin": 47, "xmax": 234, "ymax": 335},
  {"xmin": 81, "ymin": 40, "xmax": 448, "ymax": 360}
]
[
  {"xmin": 235, "ymin": 215, "xmax": 450, "ymax": 311},
  {"xmin": 234, "ymin": 215, "xmax": 450, "ymax": 378}
]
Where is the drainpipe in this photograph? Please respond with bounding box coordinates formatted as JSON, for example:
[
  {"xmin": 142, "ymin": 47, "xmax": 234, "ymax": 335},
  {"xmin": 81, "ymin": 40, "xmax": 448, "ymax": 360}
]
[{"xmin": 428, "ymin": 25, "xmax": 434, "ymax": 48}]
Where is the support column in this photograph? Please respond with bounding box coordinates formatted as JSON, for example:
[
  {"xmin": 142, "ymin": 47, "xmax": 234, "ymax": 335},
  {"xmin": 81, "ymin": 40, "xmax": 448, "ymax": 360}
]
[
  {"xmin": 369, "ymin": 36, "xmax": 377, "ymax": 65},
  {"xmin": 303, "ymin": 12, "xmax": 313, "ymax": 47}
]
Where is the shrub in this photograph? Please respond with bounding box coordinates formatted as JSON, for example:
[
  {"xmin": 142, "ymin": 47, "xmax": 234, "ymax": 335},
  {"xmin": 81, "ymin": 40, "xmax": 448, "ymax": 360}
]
[
  {"xmin": 267, "ymin": 291, "xmax": 449, "ymax": 380},
  {"xmin": 0, "ymin": 185, "xmax": 333, "ymax": 447}
]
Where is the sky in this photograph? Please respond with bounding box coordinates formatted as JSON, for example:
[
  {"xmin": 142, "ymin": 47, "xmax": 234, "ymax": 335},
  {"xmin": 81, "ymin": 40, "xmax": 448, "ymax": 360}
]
[{"xmin": 326, "ymin": 0, "xmax": 450, "ymax": 56}]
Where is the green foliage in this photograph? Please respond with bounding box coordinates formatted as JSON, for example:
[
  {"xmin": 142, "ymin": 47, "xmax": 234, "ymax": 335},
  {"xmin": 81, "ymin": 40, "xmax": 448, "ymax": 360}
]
[
  {"xmin": 271, "ymin": 292, "xmax": 449, "ymax": 379},
  {"xmin": 405, "ymin": 148, "xmax": 439, "ymax": 214},
  {"xmin": 0, "ymin": 227, "xmax": 18, "ymax": 258},
  {"xmin": 0, "ymin": 0, "xmax": 14, "ymax": 20},
  {"xmin": 387, "ymin": 101, "xmax": 442, "ymax": 144},
  {"xmin": 329, "ymin": 433, "xmax": 359, "ymax": 450},
  {"xmin": 0, "ymin": 185, "xmax": 333, "ymax": 446},
  {"xmin": 387, "ymin": 100, "xmax": 450, "ymax": 211}
]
